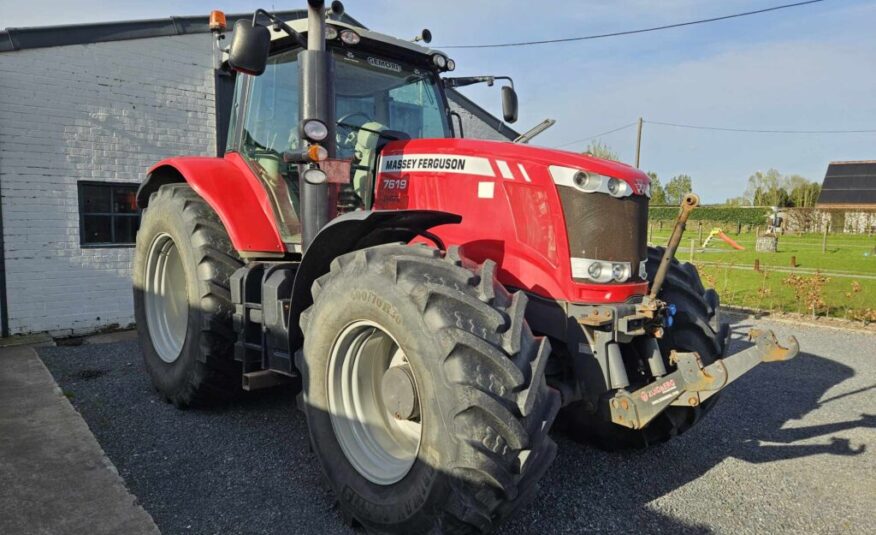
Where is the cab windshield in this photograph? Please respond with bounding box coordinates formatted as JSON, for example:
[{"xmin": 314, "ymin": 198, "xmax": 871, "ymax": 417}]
[
  {"xmin": 231, "ymin": 48, "xmax": 449, "ymax": 160},
  {"xmin": 333, "ymin": 49, "xmax": 450, "ymax": 157}
]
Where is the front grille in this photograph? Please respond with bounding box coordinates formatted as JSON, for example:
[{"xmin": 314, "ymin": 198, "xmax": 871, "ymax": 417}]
[{"xmin": 557, "ymin": 189, "xmax": 648, "ymax": 282}]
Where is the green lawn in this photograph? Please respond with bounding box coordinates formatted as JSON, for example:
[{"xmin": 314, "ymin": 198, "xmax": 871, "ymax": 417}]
[{"xmin": 647, "ymin": 230, "xmax": 876, "ymax": 321}]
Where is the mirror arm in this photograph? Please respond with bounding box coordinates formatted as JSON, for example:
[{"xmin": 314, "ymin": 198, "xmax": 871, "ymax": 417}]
[
  {"xmin": 253, "ymin": 8, "xmax": 307, "ymax": 48},
  {"xmin": 443, "ymin": 75, "xmax": 514, "ymax": 89}
]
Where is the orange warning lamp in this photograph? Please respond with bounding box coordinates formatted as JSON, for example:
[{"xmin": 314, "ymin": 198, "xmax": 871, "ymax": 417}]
[{"xmin": 209, "ymin": 10, "xmax": 227, "ymax": 32}]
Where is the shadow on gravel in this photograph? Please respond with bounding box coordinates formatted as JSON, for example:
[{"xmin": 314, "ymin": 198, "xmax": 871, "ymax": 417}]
[{"xmin": 38, "ymin": 316, "xmax": 871, "ymax": 534}]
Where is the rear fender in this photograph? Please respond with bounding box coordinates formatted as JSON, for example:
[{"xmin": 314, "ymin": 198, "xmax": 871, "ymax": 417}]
[
  {"xmin": 288, "ymin": 209, "xmax": 461, "ymax": 352},
  {"xmin": 138, "ymin": 154, "xmax": 285, "ymax": 254}
]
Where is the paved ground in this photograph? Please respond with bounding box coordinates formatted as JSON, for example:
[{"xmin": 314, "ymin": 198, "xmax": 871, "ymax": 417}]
[
  {"xmin": 0, "ymin": 345, "xmax": 158, "ymax": 535},
  {"xmin": 36, "ymin": 314, "xmax": 875, "ymax": 534}
]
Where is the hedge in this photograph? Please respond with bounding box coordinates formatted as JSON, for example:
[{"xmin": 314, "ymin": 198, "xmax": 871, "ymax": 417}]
[{"xmin": 648, "ymin": 206, "xmax": 770, "ymax": 226}]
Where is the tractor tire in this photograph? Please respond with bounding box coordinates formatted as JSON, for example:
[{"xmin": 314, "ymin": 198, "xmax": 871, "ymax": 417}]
[
  {"xmin": 297, "ymin": 244, "xmax": 560, "ymax": 533},
  {"xmin": 560, "ymin": 246, "xmax": 727, "ymax": 450},
  {"xmin": 133, "ymin": 184, "xmax": 243, "ymax": 407}
]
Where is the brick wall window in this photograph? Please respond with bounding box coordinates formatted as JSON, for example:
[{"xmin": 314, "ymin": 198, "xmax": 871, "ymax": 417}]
[{"xmin": 78, "ymin": 182, "xmax": 140, "ymax": 247}]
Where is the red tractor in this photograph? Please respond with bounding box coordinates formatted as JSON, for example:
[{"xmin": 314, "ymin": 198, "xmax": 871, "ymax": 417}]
[{"xmin": 133, "ymin": 2, "xmax": 798, "ymax": 532}]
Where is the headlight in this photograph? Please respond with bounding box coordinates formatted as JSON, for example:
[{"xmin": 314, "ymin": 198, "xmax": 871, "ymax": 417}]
[
  {"xmin": 549, "ymin": 166, "xmax": 634, "ymax": 198},
  {"xmin": 446, "ymin": 58, "xmax": 456, "ymax": 71},
  {"xmin": 573, "ymin": 171, "xmax": 600, "ymax": 192},
  {"xmin": 571, "ymin": 258, "xmax": 633, "ymax": 283},
  {"xmin": 611, "ymin": 263, "xmax": 630, "ymax": 282},
  {"xmin": 432, "ymin": 54, "xmax": 447, "ymax": 69},
  {"xmin": 340, "ymin": 30, "xmax": 360, "ymax": 45},
  {"xmin": 303, "ymin": 167, "xmax": 327, "ymax": 185},
  {"xmin": 588, "ymin": 262, "xmax": 602, "ymax": 279},
  {"xmin": 302, "ymin": 119, "xmax": 329, "ymax": 142},
  {"xmin": 325, "ymin": 26, "xmax": 338, "ymax": 40}
]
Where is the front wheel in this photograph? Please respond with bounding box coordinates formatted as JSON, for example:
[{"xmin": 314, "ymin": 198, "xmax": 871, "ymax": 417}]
[
  {"xmin": 297, "ymin": 244, "xmax": 559, "ymax": 533},
  {"xmin": 133, "ymin": 184, "xmax": 243, "ymax": 407}
]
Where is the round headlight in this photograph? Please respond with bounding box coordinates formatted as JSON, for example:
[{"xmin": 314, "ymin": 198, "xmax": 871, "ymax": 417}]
[
  {"xmin": 303, "ymin": 167, "xmax": 327, "ymax": 185},
  {"xmin": 325, "ymin": 26, "xmax": 338, "ymax": 40},
  {"xmin": 303, "ymin": 119, "xmax": 328, "ymax": 142},
  {"xmin": 432, "ymin": 54, "xmax": 447, "ymax": 68},
  {"xmin": 607, "ymin": 178, "xmax": 620, "ymax": 195},
  {"xmin": 573, "ymin": 172, "xmax": 599, "ymax": 192},
  {"xmin": 611, "ymin": 263, "xmax": 629, "ymax": 282},
  {"xmin": 588, "ymin": 262, "xmax": 602, "ymax": 279},
  {"xmin": 340, "ymin": 30, "xmax": 360, "ymax": 45},
  {"xmin": 446, "ymin": 58, "xmax": 456, "ymax": 71}
]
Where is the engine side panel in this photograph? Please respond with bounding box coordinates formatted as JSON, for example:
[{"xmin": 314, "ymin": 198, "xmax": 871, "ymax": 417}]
[
  {"xmin": 142, "ymin": 153, "xmax": 285, "ymax": 254},
  {"xmin": 373, "ymin": 138, "xmax": 650, "ymax": 303}
]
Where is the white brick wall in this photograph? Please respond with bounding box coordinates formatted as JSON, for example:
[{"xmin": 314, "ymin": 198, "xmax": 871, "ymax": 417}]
[{"xmin": 0, "ymin": 34, "xmax": 216, "ymax": 335}]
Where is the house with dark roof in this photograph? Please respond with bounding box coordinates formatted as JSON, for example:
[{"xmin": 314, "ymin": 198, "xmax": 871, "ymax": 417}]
[
  {"xmin": 816, "ymin": 161, "xmax": 876, "ymax": 232},
  {"xmin": 0, "ymin": 11, "xmax": 517, "ymax": 336}
]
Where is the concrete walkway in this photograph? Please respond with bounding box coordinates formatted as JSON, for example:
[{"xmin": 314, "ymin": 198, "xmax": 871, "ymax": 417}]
[{"xmin": 0, "ymin": 345, "xmax": 158, "ymax": 535}]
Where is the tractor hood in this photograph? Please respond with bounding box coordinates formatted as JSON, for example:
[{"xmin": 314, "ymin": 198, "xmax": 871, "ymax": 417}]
[
  {"xmin": 380, "ymin": 138, "xmax": 651, "ymax": 197},
  {"xmin": 375, "ymin": 137, "xmax": 652, "ymax": 303}
]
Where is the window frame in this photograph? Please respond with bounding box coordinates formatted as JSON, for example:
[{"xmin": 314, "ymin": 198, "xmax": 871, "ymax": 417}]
[{"xmin": 77, "ymin": 180, "xmax": 141, "ymax": 248}]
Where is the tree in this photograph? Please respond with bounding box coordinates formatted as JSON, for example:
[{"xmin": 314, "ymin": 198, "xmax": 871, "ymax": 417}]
[
  {"xmin": 647, "ymin": 172, "xmax": 667, "ymax": 205},
  {"xmin": 724, "ymin": 196, "xmax": 746, "ymax": 207},
  {"xmin": 744, "ymin": 169, "xmax": 820, "ymax": 207},
  {"xmin": 664, "ymin": 174, "xmax": 693, "ymax": 205},
  {"xmin": 788, "ymin": 177, "xmax": 821, "ymax": 208},
  {"xmin": 583, "ymin": 140, "xmax": 619, "ymax": 161}
]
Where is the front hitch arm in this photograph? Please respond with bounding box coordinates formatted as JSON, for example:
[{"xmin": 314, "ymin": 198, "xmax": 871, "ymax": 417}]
[{"xmin": 609, "ymin": 329, "xmax": 799, "ymax": 430}]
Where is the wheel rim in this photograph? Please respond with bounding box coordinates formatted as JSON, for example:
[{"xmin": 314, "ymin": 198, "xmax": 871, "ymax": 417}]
[
  {"xmin": 327, "ymin": 320, "xmax": 422, "ymax": 485},
  {"xmin": 144, "ymin": 233, "xmax": 188, "ymax": 363}
]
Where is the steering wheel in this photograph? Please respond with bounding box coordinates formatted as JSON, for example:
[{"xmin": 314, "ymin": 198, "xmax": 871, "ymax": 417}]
[{"xmin": 336, "ymin": 111, "xmax": 374, "ymax": 149}]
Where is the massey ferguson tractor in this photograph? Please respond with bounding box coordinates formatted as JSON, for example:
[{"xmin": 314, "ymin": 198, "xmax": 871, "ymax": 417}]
[{"xmin": 133, "ymin": 1, "xmax": 799, "ymax": 532}]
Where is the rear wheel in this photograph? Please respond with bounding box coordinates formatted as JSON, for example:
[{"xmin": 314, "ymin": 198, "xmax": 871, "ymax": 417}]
[
  {"xmin": 133, "ymin": 184, "xmax": 243, "ymax": 407},
  {"xmin": 561, "ymin": 246, "xmax": 727, "ymax": 450},
  {"xmin": 297, "ymin": 244, "xmax": 560, "ymax": 533}
]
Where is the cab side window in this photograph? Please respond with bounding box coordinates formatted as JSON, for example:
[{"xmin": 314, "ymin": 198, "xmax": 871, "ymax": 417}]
[{"xmin": 228, "ymin": 51, "xmax": 303, "ymax": 244}]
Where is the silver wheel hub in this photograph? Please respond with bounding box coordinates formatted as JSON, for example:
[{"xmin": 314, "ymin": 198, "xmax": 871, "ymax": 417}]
[
  {"xmin": 327, "ymin": 321, "xmax": 422, "ymax": 485},
  {"xmin": 144, "ymin": 233, "xmax": 188, "ymax": 363}
]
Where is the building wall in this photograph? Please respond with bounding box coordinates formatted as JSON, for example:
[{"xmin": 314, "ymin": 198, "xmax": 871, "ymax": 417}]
[{"xmin": 0, "ymin": 34, "xmax": 216, "ymax": 335}]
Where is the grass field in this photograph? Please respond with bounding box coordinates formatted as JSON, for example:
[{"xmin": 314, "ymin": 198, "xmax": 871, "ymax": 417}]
[{"xmin": 647, "ymin": 229, "xmax": 876, "ymax": 321}]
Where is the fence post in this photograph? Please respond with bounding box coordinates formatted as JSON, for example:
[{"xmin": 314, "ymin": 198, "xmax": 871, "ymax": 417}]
[
  {"xmin": 697, "ymin": 222, "xmax": 703, "ymax": 245},
  {"xmin": 689, "ymin": 238, "xmax": 695, "ymax": 263},
  {"xmin": 822, "ymin": 223, "xmax": 829, "ymax": 253},
  {"xmin": 736, "ymin": 221, "xmax": 742, "ymax": 235},
  {"xmin": 649, "ymin": 222, "xmax": 654, "ymax": 244}
]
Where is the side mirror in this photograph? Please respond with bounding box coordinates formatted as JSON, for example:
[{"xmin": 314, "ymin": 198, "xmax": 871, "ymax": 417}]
[
  {"xmin": 228, "ymin": 19, "xmax": 271, "ymax": 76},
  {"xmin": 501, "ymin": 86, "xmax": 518, "ymax": 123}
]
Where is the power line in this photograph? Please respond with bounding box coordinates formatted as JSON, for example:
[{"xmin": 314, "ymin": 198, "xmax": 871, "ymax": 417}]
[
  {"xmin": 646, "ymin": 120, "xmax": 876, "ymax": 134},
  {"xmin": 441, "ymin": 0, "xmax": 825, "ymax": 49},
  {"xmin": 554, "ymin": 122, "xmax": 637, "ymax": 148}
]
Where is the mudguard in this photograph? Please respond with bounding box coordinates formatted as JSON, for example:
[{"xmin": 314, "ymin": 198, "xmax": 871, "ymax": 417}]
[
  {"xmin": 138, "ymin": 153, "xmax": 286, "ymax": 254},
  {"xmin": 288, "ymin": 209, "xmax": 461, "ymax": 351}
]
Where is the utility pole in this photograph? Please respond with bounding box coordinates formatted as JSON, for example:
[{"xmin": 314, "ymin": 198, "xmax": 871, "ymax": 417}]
[{"xmin": 634, "ymin": 117, "xmax": 643, "ymax": 168}]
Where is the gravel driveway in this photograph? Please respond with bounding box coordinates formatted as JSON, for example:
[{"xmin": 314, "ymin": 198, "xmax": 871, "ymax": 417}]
[{"xmin": 39, "ymin": 314, "xmax": 875, "ymax": 534}]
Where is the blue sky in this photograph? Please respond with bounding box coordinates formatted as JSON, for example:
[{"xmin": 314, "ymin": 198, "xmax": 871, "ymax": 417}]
[{"xmin": 3, "ymin": 1, "xmax": 874, "ymax": 203}]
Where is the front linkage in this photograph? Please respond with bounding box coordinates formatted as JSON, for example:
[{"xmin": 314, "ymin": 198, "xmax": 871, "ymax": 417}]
[
  {"xmin": 609, "ymin": 329, "xmax": 798, "ymax": 430},
  {"xmin": 574, "ymin": 193, "xmax": 799, "ymax": 431}
]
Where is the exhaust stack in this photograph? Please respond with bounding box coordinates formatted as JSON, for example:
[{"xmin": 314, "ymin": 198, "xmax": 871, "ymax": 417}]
[{"xmin": 299, "ymin": 0, "xmax": 336, "ymax": 251}]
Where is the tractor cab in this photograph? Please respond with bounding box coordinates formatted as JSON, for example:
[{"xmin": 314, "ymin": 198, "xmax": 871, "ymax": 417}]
[{"xmin": 221, "ymin": 14, "xmax": 506, "ymax": 248}]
